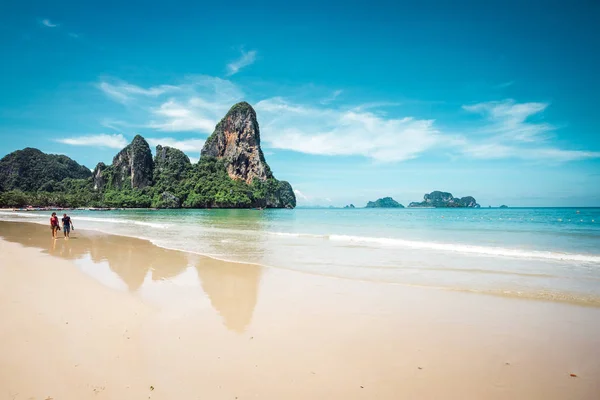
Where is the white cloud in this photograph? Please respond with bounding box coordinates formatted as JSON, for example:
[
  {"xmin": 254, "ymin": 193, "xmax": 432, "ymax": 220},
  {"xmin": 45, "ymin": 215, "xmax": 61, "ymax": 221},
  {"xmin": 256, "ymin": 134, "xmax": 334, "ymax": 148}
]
[
  {"xmin": 99, "ymin": 76, "xmax": 242, "ymax": 133},
  {"xmin": 463, "ymin": 144, "xmax": 600, "ymax": 162},
  {"xmin": 256, "ymin": 97, "xmax": 441, "ymax": 162},
  {"xmin": 459, "ymin": 99, "xmax": 599, "ymax": 162},
  {"xmin": 532, "ymin": 148, "xmax": 600, "ymax": 162},
  {"xmin": 96, "ymin": 76, "xmax": 599, "ymax": 164},
  {"xmin": 292, "ymin": 189, "xmax": 337, "ymax": 206},
  {"xmin": 41, "ymin": 19, "xmax": 58, "ymax": 28},
  {"xmin": 226, "ymin": 50, "xmax": 257, "ymax": 76},
  {"xmin": 495, "ymin": 81, "xmax": 515, "ymax": 89},
  {"xmin": 320, "ymin": 89, "xmax": 343, "ymax": 104},
  {"xmin": 462, "ymin": 99, "xmax": 552, "ymax": 142},
  {"xmin": 293, "ymin": 189, "xmax": 309, "ymax": 201},
  {"xmin": 147, "ymin": 100, "xmax": 217, "ymax": 132},
  {"xmin": 98, "ymin": 81, "xmax": 179, "ymax": 104},
  {"xmin": 146, "ymin": 137, "xmax": 205, "ymax": 152},
  {"xmin": 68, "ymin": 33, "xmax": 80, "ymax": 39},
  {"xmin": 55, "ymin": 134, "xmax": 128, "ymax": 149}
]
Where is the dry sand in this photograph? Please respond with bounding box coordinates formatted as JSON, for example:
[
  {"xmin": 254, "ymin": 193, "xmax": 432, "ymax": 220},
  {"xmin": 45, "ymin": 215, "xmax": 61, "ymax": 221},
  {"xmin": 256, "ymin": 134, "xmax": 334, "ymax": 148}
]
[{"xmin": 0, "ymin": 221, "xmax": 599, "ymax": 399}]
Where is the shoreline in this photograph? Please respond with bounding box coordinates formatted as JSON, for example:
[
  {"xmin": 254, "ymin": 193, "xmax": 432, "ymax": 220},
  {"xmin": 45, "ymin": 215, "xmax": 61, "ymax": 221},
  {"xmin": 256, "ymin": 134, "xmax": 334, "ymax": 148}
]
[
  {"xmin": 2, "ymin": 217, "xmax": 600, "ymax": 308},
  {"xmin": 1, "ymin": 222, "xmax": 600, "ymax": 399}
]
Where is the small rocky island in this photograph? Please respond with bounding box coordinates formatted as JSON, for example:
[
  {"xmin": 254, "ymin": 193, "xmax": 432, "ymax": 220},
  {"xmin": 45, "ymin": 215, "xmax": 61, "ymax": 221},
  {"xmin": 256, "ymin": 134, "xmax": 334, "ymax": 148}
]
[
  {"xmin": 366, "ymin": 197, "xmax": 404, "ymax": 208},
  {"xmin": 344, "ymin": 204, "xmax": 356, "ymax": 209},
  {"xmin": 408, "ymin": 191, "xmax": 480, "ymax": 208}
]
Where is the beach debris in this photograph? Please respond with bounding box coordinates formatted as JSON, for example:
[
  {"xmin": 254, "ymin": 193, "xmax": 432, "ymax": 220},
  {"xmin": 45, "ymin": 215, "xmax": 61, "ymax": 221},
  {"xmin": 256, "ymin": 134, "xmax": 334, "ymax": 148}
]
[
  {"xmin": 418, "ymin": 367, "xmax": 423, "ymax": 370},
  {"xmin": 150, "ymin": 385, "xmax": 155, "ymax": 391},
  {"xmin": 570, "ymin": 373, "xmax": 577, "ymax": 377},
  {"xmin": 360, "ymin": 386, "xmax": 364, "ymax": 389},
  {"xmin": 505, "ymin": 362, "xmax": 510, "ymax": 365},
  {"xmin": 92, "ymin": 386, "xmax": 106, "ymax": 394}
]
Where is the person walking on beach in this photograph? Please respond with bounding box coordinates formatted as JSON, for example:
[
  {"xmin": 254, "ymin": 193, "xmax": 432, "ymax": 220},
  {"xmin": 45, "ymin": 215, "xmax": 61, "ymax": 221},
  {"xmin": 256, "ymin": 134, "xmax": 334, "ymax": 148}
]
[
  {"xmin": 62, "ymin": 213, "xmax": 74, "ymax": 238},
  {"xmin": 50, "ymin": 212, "xmax": 60, "ymax": 239}
]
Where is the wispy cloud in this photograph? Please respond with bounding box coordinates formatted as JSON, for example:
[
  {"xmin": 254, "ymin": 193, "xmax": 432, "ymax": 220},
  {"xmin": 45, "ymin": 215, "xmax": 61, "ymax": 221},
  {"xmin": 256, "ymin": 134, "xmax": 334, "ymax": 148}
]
[
  {"xmin": 495, "ymin": 81, "xmax": 515, "ymax": 89},
  {"xmin": 55, "ymin": 134, "xmax": 128, "ymax": 149},
  {"xmin": 97, "ymin": 76, "xmax": 599, "ymax": 164},
  {"xmin": 147, "ymin": 100, "xmax": 217, "ymax": 132},
  {"xmin": 320, "ymin": 89, "xmax": 343, "ymax": 105},
  {"xmin": 460, "ymin": 99, "xmax": 599, "ymax": 161},
  {"xmin": 146, "ymin": 137, "xmax": 205, "ymax": 152},
  {"xmin": 41, "ymin": 19, "xmax": 59, "ymax": 28},
  {"xmin": 256, "ymin": 97, "xmax": 441, "ymax": 162},
  {"xmin": 99, "ymin": 76, "xmax": 243, "ymax": 133},
  {"xmin": 98, "ymin": 81, "xmax": 180, "ymax": 104},
  {"xmin": 68, "ymin": 32, "xmax": 80, "ymax": 39},
  {"xmin": 226, "ymin": 50, "xmax": 257, "ymax": 76},
  {"xmin": 293, "ymin": 189, "xmax": 309, "ymax": 201},
  {"xmin": 462, "ymin": 99, "xmax": 552, "ymax": 142}
]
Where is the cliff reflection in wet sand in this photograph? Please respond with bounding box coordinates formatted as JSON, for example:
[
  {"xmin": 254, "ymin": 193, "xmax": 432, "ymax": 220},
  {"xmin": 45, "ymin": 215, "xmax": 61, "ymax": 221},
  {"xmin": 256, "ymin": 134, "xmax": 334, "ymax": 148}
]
[
  {"xmin": 196, "ymin": 259, "xmax": 262, "ymax": 333},
  {"xmin": 0, "ymin": 221, "xmax": 188, "ymax": 291},
  {"xmin": 0, "ymin": 221, "xmax": 262, "ymax": 333}
]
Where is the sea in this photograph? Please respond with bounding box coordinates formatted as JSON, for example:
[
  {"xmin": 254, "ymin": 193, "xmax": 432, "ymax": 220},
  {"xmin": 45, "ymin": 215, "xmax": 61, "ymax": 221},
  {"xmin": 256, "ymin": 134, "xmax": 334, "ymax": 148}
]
[{"xmin": 1, "ymin": 207, "xmax": 599, "ymax": 306}]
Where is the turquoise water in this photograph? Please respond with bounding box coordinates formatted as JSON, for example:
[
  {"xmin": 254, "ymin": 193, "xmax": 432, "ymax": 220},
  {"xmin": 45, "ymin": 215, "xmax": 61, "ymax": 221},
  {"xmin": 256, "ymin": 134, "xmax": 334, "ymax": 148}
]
[{"xmin": 2, "ymin": 208, "xmax": 599, "ymax": 305}]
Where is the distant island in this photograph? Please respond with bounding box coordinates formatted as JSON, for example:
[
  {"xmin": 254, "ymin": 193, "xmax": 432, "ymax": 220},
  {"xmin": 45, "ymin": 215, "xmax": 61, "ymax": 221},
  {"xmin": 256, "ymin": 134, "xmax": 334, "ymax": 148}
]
[
  {"xmin": 0, "ymin": 102, "xmax": 296, "ymax": 209},
  {"xmin": 366, "ymin": 197, "xmax": 404, "ymax": 208},
  {"xmin": 499, "ymin": 205, "xmax": 509, "ymax": 208},
  {"xmin": 344, "ymin": 204, "xmax": 356, "ymax": 209},
  {"xmin": 408, "ymin": 191, "xmax": 480, "ymax": 208}
]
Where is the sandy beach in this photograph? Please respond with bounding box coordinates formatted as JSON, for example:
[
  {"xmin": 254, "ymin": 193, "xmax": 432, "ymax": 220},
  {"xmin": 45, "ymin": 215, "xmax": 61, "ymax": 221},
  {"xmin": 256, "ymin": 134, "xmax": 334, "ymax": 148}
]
[{"xmin": 1, "ymin": 221, "xmax": 599, "ymax": 399}]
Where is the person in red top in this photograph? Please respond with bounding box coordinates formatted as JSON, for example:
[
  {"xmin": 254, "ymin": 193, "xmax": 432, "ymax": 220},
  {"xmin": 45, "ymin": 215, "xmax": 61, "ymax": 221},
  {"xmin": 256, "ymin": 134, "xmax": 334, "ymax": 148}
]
[{"xmin": 50, "ymin": 212, "xmax": 60, "ymax": 239}]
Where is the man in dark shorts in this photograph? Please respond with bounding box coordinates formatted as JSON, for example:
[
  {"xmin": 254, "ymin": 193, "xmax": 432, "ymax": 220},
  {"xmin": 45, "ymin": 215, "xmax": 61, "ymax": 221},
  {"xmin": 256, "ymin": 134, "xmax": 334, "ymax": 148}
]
[
  {"xmin": 62, "ymin": 213, "xmax": 74, "ymax": 238},
  {"xmin": 50, "ymin": 212, "xmax": 60, "ymax": 239}
]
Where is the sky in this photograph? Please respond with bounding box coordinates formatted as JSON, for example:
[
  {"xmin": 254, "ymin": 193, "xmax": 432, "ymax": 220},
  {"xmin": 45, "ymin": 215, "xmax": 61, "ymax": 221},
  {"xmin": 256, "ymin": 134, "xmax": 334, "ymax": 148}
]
[{"xmin": 1, "ymin": 0, "xmax": 599, "ymax": 207}]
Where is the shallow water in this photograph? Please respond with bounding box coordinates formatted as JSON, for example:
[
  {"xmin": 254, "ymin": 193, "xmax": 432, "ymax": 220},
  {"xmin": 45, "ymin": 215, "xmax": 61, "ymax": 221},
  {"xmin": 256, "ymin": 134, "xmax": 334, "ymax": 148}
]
[{"xmin": 1, "ymin": 207, "xmax": 599, "ymax": 305}]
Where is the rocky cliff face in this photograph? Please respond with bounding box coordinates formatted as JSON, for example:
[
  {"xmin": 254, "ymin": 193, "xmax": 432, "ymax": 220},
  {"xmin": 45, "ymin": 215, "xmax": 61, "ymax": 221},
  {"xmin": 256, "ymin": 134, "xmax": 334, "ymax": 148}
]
[
  {"xmin": 266, "ymin": 181, "xmax": 296, "ymax": 208},
  {"xmin": 112, "ymin": 135, "xmax": 153, "ymax": 189},
  {"xmin": 200, "ymin": 102, "xmax": 295, "ymax": 208},
  {"xmin": 408, "ymin": 191, "xmax": 480, "ymax": 208},
  {"xmin": 154, "ymin": 145, "xmax": 191, "ymax": 183},
  {"xmin": 456, "ymin": 196, "xmax": 479, "ymax": 208},
  {"xmin": 201, "ymin": 102, "xmax": 272, "ymax": 184},
  {"xmin": 92, "ymin": 162, "xmax": 108, "ymax": 191},
  {"xmin": 0, "ymin": 103, "xmax": 295, "ymax": 209},
  {"xmin": 366, "ymin": 197, "xmax": 404, "ymax": 208}
]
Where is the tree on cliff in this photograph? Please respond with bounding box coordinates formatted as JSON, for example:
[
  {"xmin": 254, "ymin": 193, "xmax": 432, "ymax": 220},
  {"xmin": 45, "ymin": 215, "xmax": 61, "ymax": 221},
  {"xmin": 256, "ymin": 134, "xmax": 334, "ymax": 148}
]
[{"xmin": 0, "ymin": 102, "xmax": 296, "ymax": 209}]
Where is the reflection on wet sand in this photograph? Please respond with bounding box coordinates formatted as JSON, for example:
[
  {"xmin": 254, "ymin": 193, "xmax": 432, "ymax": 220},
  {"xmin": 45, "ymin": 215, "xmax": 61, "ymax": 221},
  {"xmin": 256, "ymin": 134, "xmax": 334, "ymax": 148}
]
[
  {"xmin": 196, "ymin": 260, "xmax": 262, "ymax": 333},
  {"xmin": 192, "ymin": 210, "xmax": 266, "ymax": 332},
  {"xmin": 0, "ymin": 221, "xmax": 189, "ymax": 291},
  {"xmin": 0, "ymin": 221, "xmax": 263, "ymax": 333}
]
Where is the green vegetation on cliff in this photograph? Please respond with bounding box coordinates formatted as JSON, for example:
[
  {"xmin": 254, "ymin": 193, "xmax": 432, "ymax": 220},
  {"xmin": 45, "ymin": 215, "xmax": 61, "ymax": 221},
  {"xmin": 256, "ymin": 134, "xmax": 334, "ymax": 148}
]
[
  {"xmin": 0, "ymin": 148, "xmax": 91, "ymax": 192},
  {"xmin": 408, "ymin": 191, "xmax": 480, "ymax": 208},
  {"xmin": 0, "ymin": 103, "xmax": 296, "ymax": 209},
  {"xmin": 366, "ymin": 197, "xmax": 404, "ymax": 208}
]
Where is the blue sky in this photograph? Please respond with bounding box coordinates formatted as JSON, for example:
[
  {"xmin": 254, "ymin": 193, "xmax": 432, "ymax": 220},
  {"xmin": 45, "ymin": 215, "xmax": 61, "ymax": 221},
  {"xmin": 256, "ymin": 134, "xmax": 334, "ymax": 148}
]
[{"xmin": 1, "ymin": 0, "xmax": 599, "ymax": 206}]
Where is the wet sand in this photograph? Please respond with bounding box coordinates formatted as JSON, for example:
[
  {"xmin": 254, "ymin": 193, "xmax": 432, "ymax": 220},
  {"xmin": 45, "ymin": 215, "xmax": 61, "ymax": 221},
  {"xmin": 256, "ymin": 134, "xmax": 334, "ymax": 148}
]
[{"xmin": 0, "ymin": 221, "xmax": 599, "ymax": 399}]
